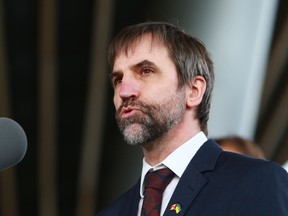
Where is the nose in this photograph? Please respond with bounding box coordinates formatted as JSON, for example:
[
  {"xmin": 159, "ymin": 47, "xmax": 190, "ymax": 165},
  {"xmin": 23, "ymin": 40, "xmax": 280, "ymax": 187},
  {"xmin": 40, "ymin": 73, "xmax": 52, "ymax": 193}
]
[{"xmin": 118, "ymin": 75, "xmax": 139, "ymax": 100}]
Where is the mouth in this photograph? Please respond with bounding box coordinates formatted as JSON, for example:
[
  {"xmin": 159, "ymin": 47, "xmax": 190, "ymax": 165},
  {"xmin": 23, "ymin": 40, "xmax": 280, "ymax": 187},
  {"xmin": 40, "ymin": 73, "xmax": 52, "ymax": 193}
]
[{"xmin": 120, "ymin": 106, "xmax": 141, "ymax": 118}]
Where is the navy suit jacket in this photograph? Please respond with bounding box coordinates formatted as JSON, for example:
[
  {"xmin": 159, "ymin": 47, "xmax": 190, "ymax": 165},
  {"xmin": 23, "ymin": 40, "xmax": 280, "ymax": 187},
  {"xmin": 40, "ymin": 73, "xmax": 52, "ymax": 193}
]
[{"xmin": 97, "ymin": 139, "xmax": 288, "ymax": 216}]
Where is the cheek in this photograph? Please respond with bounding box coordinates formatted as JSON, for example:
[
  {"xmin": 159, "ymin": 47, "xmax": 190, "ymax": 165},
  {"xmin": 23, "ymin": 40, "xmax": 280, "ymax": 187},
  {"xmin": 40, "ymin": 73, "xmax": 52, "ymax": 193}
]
[
  {"xmin": 153, "ymin": 86, "xmax": 175, "ymax": 100},
  {"xmin": 113, "ymin": 94, "xmax": 119, "ymax": 109}
]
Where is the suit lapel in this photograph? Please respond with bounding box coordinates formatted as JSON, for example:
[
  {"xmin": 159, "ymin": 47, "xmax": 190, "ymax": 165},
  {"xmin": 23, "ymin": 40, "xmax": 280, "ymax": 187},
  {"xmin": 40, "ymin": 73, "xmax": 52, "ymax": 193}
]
[
  {"xmin": 164, "ymin": 164, "xmax": 208, "ymax": 216},
  {"xmin": 118, "ymin": 179, "xmax": 141, "ymax": 216},
  {"xmin": 164, "ymin": 140, "xmax": 222, "ymax": 216}
]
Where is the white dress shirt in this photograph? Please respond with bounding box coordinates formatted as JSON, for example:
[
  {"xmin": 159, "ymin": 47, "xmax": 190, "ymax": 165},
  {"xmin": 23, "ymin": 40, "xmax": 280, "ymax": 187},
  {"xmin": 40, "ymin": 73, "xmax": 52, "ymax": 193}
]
[
  {"xmin": 137, "ymin": 131, "xmax": 208, "ymax": 216},
  {"xmin": 283, "ymin": 160, "xmax": 288, "ymax": 172}
]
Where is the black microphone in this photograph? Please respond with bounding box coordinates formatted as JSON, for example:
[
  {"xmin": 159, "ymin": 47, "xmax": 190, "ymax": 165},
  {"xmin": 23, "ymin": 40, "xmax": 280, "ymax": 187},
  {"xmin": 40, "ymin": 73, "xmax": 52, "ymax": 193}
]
[{"xmin": 0, "ymin": 117, "xmax": 28, "ymax": 171}]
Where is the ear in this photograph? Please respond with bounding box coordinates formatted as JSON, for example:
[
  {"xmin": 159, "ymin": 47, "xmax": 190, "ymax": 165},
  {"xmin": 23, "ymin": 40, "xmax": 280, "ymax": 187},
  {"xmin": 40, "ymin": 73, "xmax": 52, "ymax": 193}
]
[{"xmin": 186, "ymin": 76, "xmax": 206, "ymax": 108}]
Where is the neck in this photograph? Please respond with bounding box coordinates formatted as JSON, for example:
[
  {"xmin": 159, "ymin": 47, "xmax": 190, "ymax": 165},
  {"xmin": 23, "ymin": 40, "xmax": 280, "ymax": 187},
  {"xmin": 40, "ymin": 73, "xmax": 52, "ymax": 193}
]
[{"xmin": 141, "ymin": 116, "xmax": 201, "ymax": 166}]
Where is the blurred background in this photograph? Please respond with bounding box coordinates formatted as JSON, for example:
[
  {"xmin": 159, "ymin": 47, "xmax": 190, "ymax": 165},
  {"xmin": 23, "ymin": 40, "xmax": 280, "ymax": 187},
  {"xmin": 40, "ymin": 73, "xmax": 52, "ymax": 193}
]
[{"xmin": 0, "ymin": 0, "xmax": 287, "ymax": 215}]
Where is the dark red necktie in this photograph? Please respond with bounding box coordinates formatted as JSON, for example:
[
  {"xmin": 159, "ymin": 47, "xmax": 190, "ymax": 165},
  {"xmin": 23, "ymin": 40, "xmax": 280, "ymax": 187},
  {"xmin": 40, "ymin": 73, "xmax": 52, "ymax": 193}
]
[{"xmin": 141, "ymin": 168, "xmax": 175, "ymax": 216}]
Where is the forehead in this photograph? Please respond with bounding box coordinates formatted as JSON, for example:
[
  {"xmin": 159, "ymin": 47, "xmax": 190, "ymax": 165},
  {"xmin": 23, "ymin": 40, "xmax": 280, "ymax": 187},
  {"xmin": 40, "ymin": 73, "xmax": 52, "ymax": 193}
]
[
  {"xmin": 118, "ymin": 33, "xmax": 166, "ymax": 55},
  {"xmin": 113, "ymin": 35, "xmax": 169, "ymax": 69}
]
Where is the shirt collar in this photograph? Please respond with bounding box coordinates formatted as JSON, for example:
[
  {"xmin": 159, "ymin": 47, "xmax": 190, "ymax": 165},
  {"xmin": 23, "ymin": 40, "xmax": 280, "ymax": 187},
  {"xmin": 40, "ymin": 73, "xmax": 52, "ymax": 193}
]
[{"xmin": 139, "ymin": 131, "xmax": 207, "ymax": 198}]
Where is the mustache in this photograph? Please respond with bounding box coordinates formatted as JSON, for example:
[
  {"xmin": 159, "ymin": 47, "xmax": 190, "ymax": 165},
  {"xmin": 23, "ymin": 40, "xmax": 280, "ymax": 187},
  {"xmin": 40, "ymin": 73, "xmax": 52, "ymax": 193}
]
[{"xmin": 116, "ymin": 99, "xmax": 148, "ymax": 115}]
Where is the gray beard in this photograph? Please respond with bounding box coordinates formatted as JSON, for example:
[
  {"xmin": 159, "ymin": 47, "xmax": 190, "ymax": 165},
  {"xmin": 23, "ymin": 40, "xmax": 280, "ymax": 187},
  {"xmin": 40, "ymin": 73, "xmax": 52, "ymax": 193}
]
[{"xmin": 115, "ymin": 88, "xmax": 186, "ymax": 146}]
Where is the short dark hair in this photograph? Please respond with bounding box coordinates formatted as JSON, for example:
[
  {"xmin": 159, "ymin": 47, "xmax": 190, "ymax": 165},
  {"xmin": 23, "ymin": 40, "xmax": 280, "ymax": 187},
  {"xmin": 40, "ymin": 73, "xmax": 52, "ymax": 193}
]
[{"xmin": 108, "ymin": 21, "xmax": 214, "ymax": 135}]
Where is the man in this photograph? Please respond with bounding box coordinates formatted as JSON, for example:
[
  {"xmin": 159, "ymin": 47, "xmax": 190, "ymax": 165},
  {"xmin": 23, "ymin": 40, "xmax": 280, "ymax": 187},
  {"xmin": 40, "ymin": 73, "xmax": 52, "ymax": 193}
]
[{"xmin": 98, "ymin": 21, "xmax": 288, "ymax": 216}]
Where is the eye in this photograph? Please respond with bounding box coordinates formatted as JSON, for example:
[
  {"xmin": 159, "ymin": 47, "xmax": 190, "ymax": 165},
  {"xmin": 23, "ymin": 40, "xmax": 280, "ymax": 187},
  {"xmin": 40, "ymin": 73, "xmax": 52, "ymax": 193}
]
[
  {"xmin": 141, "ymin": 68, "xmax": 153, "ymax": 75},
  {"xmin": 112, "ymin": 76, "xmax": 122, "ymax": 87}
]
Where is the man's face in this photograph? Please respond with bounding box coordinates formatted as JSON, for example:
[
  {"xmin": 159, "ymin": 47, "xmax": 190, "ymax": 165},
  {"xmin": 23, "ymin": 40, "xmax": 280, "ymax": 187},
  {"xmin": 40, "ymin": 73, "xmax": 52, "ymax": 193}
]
[{"xmin": 111, "ymin": 35, "xmax": 187, "ymax": 146}]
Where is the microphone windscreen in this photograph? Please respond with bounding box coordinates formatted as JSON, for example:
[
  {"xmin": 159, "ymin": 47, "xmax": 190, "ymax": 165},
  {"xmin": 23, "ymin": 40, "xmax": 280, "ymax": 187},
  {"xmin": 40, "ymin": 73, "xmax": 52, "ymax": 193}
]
[{"xmin": 0, "ymin": 117, "xmax": 28, "ymax": 171}]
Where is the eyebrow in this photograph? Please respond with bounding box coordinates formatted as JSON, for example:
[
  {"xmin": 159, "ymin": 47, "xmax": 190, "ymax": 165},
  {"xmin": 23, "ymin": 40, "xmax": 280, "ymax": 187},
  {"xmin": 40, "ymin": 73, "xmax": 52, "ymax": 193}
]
[
  {"xmin": 132, "ymin": 59, "xmax": 158, "ymax": 70},
  {"xmin": 109, "ymin": 59, "xmax": 159, "ymax": 80},
  {"xmin": 109, "ymin": 71, "xmax": 120, "ymax": 81}
]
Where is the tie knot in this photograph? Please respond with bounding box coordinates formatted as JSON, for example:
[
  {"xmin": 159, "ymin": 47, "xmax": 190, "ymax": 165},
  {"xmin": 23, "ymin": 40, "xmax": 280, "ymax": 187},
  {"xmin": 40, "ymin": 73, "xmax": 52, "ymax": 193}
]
[{"xmin": 145, "ymin": 168, "xmax": 175, "ymax": 191}]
